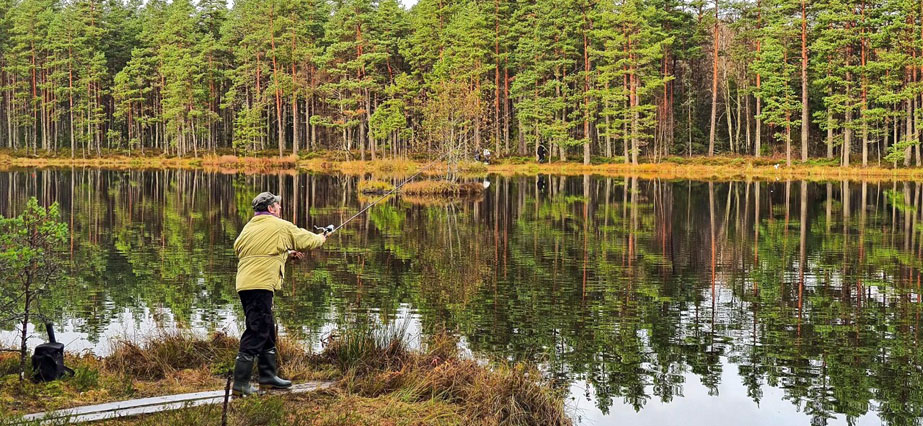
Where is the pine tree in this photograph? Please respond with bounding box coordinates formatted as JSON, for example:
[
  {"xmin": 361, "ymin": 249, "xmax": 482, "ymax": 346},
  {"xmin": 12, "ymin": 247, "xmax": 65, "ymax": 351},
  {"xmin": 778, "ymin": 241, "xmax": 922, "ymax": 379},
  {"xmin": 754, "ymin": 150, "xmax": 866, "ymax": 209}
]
[
  {"xmin": 8, "ymin": 0, "xmax": 54, "ymax": 153},
  {"xmin": 319, "ymin": 0, "xmax": 382, "ymax": 160},
  {"xmin": 753, "ymin": 0, "xmax": 800, "ymax": 166},
  {"xmin": 0, "ymin": 0, "xmax": 12, "ymax": 148},
  {"xmin": 811, "ymin": 0, "xmax": 857, "ymax": 164},
  {"xmin": 156, "ymin": 0, "xmax": 203, "ymax": 156}
]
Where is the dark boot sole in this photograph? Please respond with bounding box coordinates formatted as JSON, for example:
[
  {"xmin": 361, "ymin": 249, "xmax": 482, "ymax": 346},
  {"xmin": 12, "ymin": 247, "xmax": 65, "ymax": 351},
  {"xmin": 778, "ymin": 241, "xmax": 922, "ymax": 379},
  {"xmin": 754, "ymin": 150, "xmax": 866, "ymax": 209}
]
[{"xmin": 259, "ymin": 384, "xmax": 293, "ymax": 390}]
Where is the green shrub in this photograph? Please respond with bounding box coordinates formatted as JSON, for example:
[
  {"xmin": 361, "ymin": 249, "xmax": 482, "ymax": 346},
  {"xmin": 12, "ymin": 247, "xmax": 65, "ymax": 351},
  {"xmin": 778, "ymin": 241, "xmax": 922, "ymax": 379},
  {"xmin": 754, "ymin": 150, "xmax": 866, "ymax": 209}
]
[
  {"xmin": 68, "ymin": 366, "xmax": 99, "ymax": 392},
  {"xmin": 234, "ymin": 395, "xmax": 284, "ymax": 425}
]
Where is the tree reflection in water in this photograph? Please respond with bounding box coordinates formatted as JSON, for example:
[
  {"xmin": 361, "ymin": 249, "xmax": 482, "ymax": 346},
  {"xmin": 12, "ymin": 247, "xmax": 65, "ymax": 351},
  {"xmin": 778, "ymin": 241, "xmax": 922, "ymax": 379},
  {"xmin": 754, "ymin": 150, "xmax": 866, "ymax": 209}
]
[{"xmin": 0, "ymin": 169, "xmax": 920, "ymax": 424}]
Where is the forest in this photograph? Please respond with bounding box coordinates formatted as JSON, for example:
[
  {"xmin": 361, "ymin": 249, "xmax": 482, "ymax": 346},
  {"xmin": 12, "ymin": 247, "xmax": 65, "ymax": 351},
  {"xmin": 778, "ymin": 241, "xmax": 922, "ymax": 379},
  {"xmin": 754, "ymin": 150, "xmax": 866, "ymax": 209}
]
[{"xmin": 0, "ymin": 0, "xmax": 922, "ymax": 167}]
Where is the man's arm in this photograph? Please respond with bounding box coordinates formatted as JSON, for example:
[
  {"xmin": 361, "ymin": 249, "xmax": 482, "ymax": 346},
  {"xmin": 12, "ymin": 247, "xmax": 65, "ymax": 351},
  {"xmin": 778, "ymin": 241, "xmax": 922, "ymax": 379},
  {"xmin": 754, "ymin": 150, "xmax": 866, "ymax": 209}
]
[{"xmin": 285, "ymin": 221, "xmax": 326, "ymax": 251}]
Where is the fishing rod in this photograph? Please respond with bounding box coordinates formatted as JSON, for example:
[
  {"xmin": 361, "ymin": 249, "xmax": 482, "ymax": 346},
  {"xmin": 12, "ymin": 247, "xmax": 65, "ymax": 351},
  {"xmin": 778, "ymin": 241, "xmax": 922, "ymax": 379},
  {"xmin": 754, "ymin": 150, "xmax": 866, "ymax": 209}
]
[{"xmin": 313, "ymin": 150, "xmax": 455, "ymax": 236}]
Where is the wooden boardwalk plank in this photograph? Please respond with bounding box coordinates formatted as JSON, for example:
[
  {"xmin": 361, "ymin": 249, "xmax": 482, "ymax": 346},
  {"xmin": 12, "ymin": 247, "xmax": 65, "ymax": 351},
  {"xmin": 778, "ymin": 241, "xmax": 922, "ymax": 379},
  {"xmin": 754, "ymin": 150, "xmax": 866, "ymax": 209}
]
[{"xmin": 21, "ymin": 381, "xmax": 333, "ymax": 424}]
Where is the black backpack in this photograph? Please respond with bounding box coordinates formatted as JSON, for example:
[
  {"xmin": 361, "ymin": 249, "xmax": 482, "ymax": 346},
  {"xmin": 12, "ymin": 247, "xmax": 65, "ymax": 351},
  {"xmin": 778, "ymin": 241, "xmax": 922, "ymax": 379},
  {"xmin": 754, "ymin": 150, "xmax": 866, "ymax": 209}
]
[{"xmin": 31, "ymin": 322, "xmax": 73, "ymax": 382}]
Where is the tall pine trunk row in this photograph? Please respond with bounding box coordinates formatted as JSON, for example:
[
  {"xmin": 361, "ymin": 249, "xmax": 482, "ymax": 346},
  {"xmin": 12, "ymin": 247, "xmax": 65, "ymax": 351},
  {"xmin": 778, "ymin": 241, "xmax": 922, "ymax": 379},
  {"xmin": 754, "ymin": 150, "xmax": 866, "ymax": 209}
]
[{"xmin": 0, "ymin": 0, "xmax": 921, "ymax": 166}]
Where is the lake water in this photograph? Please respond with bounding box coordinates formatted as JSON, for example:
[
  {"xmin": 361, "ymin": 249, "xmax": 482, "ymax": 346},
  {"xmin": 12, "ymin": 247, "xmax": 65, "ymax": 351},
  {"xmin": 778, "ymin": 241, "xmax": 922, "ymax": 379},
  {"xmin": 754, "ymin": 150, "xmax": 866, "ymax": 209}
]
[{"xmin": 0, "ymin": 168, "xmax": 920, "ymax": 425}]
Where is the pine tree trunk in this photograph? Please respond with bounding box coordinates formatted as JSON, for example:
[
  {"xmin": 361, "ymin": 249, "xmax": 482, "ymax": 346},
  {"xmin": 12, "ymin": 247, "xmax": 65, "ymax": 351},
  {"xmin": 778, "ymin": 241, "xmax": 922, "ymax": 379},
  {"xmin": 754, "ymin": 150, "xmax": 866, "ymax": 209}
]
[
  {"xmin": 709, "ymin": 2, "xmax": 719, "ymax": 157},
  {"xmin": 494, "ymin": 0, "xmax": 501, "ymax": 155},
  {"xmin": 366, "ymin": 90, "xmax": 375, "ymax": 161},
  {"xmin": 30, "ymin": 40, "xmax": 38, "ymax": 155},
  {"xmin": 68, "ymin": 56, "xmax": 75, "ymax": 158},
  {"xmin": 624, "ymin": 98, "xmax": 630, "ymax": 164},
  {"xmin": 605, "ymin": 97, "xmax": 612, "ymax": 157},
  {"xmin": 905, "ymin": 98, "xmax": 912, "ymax": 166},
  {"xmin": 735, "ymin": 84, "xmax": 742, "ymax": 153},
  {"xmin": 583, "ymin": 12, "xmax": 592, "ymax": 166},
  {"xmin": 291, "ymin": 26, "xmax": 299, "ymax": 156},
  {"xmin": 893, "ymin": 107, "xmax": 899, "ymax": 167},
  {"xmin": 631, "ymin": 72, "xmax": 639, "ymax": 165},
  {"xmin": 18, "ymin": 273, "xmax": 31, "ymax": 382},
  {"xmin": 844, "ymin": 84, "xmax": 852, "ymax": 167},
  {"xmin": 5, "ymin": 73, "xmax": 12, "ymax": 149},
  {"xmin": 755, "ymin": 99, "xmax": 762, "ymax": 157},
  {"xmin": 308, "ymin": 95, "xmax": 315, "ymax": 151},
  {"xmin": 827, "ymin": 107, "xmax": 833, "ymax": 158},
  {"xmin": 786, "ymin": 118, "xmax": 792, "ymax": 167},
  {"xmin": 915, "ymin": 89, "xmax": 921, "ymax": 167},
  {"xmin": 686, "ymin": 72, "xmax": 692, "ymax": 156},
  {"xmin": 724, "ymin": 68, "xmax": 734, "ymax": 154},
  {"xmin": 755, "ymin": 0, "xmax": 762, "ymax": 158},
  {"xmin": 359, "ymin": 115, "xmax": 366, "ymax": 161},
  {"xmin": 268, "ymin": 8, "xmax": 284, "ymax": 157},
  {"xmin": 505, "ymin": 69, "xmax": 513, "ymax": 154},
  {"xmin": 801, "ymin": 0, "xmax": 809, "ymax": 162}
]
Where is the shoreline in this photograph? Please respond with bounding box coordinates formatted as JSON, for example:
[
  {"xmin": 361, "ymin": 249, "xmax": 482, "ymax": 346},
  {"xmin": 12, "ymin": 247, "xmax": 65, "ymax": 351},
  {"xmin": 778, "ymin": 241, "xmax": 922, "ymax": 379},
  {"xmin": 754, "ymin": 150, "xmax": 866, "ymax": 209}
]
[
  {"xmin": 0, "ymin": 331, "xmax": 571, "ymax": 425},
  {"xmin": 3, "ymin": 151, "xmax": 923, "ymax": 182}
]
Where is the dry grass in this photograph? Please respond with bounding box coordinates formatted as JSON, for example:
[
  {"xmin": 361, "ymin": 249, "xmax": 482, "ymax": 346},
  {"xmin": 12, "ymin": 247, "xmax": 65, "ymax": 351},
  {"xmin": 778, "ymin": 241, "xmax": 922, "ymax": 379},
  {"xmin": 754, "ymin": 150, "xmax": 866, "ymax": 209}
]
[
  {"xmin": 487, "ymin": 155, "xmax": 923, "ymax": 182},
  {"xmin": 401, "ymin": 194, "xmax": 484, "ymax": 206},
  {"xmin": 457, "ymin": 161, "xmax": 489, "ymax": 173},
  {"xmin": 0, "ymin": 351, "xmax": 19, "ymax": 379},
  {"xmin": 93, "ymin": 388, "xmax": 464, "ymax": 426},
  {"xmin": 103, "ymin": 332, "xmax": 238, "ymax": 380},
  {"xmin": 201, "ymin": 154, "xmax": 298, "ymax": 171},
  {"xmin": 332, "ymin": 331, "xmax": 571, "ymax": 426},
  {"xmin": 0, "ymin": 329, "xmax": 570, "ymax": 426},
  {"xmin": 401, "ymin": 181, "xmax": 485, "ymax": 196},
  {"xmin": 312, "ymin": 158, "xmax": 422, "ymax": 177},
  {"xmin": 357, "ymin": 179, "xmax": 395, "ymax": 195},
  {"xmin": 7, "ymin": 149, "xmax": 923, "ymax": 182}
]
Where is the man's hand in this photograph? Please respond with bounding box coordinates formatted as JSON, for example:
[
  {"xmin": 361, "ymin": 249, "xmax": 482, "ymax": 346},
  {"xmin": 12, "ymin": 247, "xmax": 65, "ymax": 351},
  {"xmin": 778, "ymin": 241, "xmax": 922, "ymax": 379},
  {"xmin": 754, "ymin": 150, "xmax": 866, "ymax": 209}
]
[{"xmin": 289, "ymin": 250, "xmax": 305, "ymax": 260}]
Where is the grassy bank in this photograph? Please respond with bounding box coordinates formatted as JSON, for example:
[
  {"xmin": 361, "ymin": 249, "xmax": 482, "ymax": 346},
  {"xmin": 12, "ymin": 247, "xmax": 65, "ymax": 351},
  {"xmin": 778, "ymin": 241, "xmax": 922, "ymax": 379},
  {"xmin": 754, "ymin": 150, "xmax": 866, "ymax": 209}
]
[
  {"xmin": 0, "ymin": 328, "xmax": 570, "ymax": 425},
  {"xmin": 5, "ymin": 149, "xmax": 923, "ymax": 181}
]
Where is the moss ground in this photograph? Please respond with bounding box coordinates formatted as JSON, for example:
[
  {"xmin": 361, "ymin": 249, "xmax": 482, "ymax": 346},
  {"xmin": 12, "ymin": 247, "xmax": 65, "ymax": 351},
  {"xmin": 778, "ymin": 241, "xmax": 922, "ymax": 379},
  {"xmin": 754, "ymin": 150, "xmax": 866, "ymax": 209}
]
[{"xmin": 0, "ymin": 330, "xmax": 570, "ymax": 426}]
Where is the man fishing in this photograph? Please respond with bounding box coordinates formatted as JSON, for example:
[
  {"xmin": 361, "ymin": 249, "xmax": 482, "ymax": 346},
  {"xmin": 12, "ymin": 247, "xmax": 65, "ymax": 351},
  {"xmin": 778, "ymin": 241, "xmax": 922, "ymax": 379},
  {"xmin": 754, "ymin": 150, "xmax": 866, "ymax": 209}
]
[{"xmin": 231, "ymin": 191, "xmax": 327, "ymax": 396}]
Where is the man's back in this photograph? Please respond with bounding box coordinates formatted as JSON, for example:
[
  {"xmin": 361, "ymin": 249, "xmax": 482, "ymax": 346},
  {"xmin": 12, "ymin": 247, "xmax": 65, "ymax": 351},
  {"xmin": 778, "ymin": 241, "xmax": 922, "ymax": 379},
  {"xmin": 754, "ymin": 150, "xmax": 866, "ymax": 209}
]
[{"xmin": 234, "ymin": 215, "xmax": 324, "ymax": 292}]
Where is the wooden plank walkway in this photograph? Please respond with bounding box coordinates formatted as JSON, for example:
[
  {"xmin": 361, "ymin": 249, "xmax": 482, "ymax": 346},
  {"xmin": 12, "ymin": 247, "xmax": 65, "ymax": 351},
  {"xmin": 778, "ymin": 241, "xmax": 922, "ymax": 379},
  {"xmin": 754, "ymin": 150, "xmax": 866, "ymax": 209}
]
[{"xmin": 21, "ymin": 381, "xmax": 334, "ymax": 424}]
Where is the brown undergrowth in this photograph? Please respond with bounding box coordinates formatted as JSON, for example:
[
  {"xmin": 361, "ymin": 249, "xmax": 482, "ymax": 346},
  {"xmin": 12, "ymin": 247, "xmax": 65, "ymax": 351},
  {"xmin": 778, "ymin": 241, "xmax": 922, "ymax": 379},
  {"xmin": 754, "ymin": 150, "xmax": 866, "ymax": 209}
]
[
  {"xmin": 357, "ymin": 179, "xmax": 395, "ymax": 195},
  {"xmin": 401, "ymin": 194, "xmax": 485, "ymax": 206},
  {"xmin": 0, "ymin": 328, "xmax": 570, "ymax": 426},
  {"xmin": 401, "ymin": 180, "xmax": 485, "ymax": 196},
  {"xmin": 6, "ymin": 149, "xmax": 923, "ymax": 182}
]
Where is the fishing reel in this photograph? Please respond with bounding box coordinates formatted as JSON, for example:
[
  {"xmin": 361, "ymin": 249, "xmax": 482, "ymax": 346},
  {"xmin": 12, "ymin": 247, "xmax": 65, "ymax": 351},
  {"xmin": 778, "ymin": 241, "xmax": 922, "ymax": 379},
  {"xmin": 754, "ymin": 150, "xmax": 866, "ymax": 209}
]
[{"xmin": 314, "ymin": 225, "xmax": 335, "ymax": 236}]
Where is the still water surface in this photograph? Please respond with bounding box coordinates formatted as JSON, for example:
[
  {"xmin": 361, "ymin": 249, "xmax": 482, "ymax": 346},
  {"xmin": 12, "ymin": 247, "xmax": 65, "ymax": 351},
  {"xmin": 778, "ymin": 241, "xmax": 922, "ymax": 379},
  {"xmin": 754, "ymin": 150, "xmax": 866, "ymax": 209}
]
[{"xmin": 0, "ymin": 169, "xmax": 920, "ymax": 425}]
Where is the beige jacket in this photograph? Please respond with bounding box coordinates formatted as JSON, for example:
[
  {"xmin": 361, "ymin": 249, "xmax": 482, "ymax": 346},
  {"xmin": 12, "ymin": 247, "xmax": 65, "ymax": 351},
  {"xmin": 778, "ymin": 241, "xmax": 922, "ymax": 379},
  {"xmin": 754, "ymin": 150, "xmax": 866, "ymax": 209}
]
[{"xmin": 234, "ymin": 215, "xmax": 325, "ymax": 292}]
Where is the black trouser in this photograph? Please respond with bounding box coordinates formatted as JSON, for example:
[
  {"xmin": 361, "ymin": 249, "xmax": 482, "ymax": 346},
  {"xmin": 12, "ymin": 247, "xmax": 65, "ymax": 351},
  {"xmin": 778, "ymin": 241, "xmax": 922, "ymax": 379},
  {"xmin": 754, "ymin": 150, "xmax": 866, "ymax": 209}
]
[{"xmin": 238, "ymin": 290, "xmax": 276, "ymax": 357}]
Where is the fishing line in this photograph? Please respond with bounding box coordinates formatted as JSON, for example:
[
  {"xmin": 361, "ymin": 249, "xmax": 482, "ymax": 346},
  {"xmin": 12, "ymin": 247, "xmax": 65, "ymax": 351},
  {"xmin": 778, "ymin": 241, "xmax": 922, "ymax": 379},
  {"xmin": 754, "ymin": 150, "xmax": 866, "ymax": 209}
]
[{"xmin": 314, "ymin": 149, "xmax": 455, "ymax": 236}]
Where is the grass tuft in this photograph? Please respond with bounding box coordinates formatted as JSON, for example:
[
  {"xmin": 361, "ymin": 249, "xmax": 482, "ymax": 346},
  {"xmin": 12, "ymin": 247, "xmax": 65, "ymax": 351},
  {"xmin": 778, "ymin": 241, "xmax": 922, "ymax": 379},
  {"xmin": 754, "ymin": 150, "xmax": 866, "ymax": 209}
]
[
  {"xmin": 401, "ymin": 180, "xmax": 485, "ymax": 196},
  {"xmin": 357, "ymin": 179, "xmax": 395, "ymax": 195},
  {"xmin": 457, "ymin": 160, "xmax": 488, "ymax": 173},
  {"xmin": 0, "ymin": 352, "xmax": 18, "ymax": 377},
  {"xmin": 1, "ymin": 328, "xmax": 570, "ymax": 425},
  {"xmin": 318, "ymin": 322, "xmax": 411, "ymax": 378},
  {"xmin": 103, "ymin": 331, "xmax": 238, "ymax": 380},
  {"xmin": 326, "ymin": 329, "xmax": 572, "ymax": 426}
]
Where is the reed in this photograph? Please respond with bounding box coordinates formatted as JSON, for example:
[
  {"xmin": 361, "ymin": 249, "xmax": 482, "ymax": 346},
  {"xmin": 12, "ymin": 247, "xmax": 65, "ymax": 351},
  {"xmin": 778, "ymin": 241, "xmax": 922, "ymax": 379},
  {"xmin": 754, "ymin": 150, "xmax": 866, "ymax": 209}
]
[
  {"xmin": 357, "ymin": 179, "xmax": 395, "ymax": 194},
  {"xmin": 0, "ymin": 351, "xmax": 18, "ymax": 377},
  {"xmin": 317, "ymin": 322, "xmax": 411, "ymax": 377},
  {"xmin": 330, "ymin": 330, "xmax": 572, "ymax": 426},
  {"xmin": 8, "ymin": 148, "xmax": 923, "ymax": 183},
  {"xmin": 0, "ymin": 328, "xmax": 570, "ymax": 425},
  {"xmin": 401, "ymin": 180, "xmax": 485, "ymax": 196},
  {"xmin": 103, "ymin": 331, "xmax": 239, "ymax": 380}
]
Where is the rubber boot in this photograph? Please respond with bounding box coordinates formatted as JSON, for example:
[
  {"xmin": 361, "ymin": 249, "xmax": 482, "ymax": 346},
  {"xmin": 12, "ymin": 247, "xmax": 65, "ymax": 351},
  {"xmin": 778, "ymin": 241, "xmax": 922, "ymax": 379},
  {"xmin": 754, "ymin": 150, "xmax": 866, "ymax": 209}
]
[
  {"xmin": 257, "ymin": 348, "xmax": 292, "ymax": 389},
  {"xmin": 232, "ymin": 353, "xmax": 257, "ymax": 397}
]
